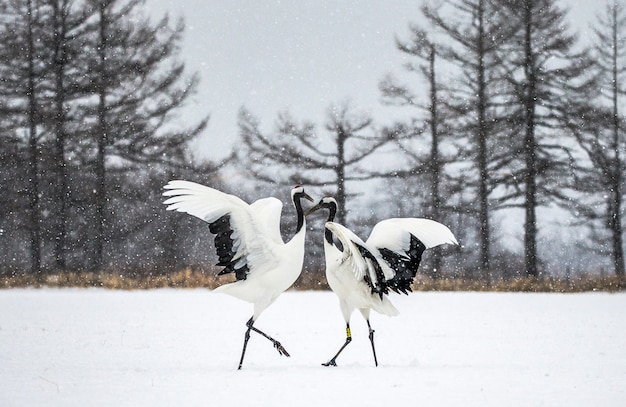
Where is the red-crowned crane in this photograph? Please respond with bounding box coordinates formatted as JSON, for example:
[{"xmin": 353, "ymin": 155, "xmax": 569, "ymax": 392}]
[
  {"xmin": 163, "ymin": 180, "xmax": 314, "ymax": 369},
  {"xmin": 306, "ymin": 197, "xmax": 458, "ymax": 367}
]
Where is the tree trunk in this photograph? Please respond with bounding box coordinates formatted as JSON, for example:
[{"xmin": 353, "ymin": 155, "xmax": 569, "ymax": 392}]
[
  {"xmin": 336, "ymin": 125, "xmax": 347, "ymax": 226},
  {"xmin": 476, "ymin": 0, "xmax": 491, "ymax": 278},
  {"xmin": 52, "ymin": 0, "xmax": 68, "ymax": 271},
  {"xmin": 609, "ymin": 5, "xmax": 625, "ymax": 276},
  {"xmin": 428, "ymin": 45, "xmax": 443, "ymax": 278},
  {"xmin": 523, "ymin": 2, "xmax": 539, "ymax": 278},
  {"xmin": 26, "ymin": 0, "xmax": 41, "ymax": 274},
  {"xmin": 93, "ymin": 1, "xmax": 109, "ymax": 271}
]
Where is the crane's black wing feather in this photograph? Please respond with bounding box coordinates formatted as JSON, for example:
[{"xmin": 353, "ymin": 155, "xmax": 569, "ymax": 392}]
[
  {"xmin": 354, "ymin": 242, "xmax": 389, "ymax": 300},
  {"xmin": 378, "ymin": 234, "xmax": 426, "ymax": 294},
  {"xmin": 208, "ymin": 214, "xmax": 249, "ymax": 281}
]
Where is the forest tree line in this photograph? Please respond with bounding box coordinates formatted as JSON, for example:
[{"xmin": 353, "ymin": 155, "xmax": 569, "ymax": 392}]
[{"xmin": 0, "ymin": 0, "xmax": 624, "ymax": 281}]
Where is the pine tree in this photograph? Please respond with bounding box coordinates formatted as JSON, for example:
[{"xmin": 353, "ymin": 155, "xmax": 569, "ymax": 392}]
[
  {"xmin": 44, "ymin": 0, "xmax": 100, "ymax": 270},
  {"xmin": 0, "ymin": 0, "xmax": 55, "ymax": 273},
  {"xmin": 0, "ymin": 0, "xmax": 210, "ymax": 272},
  {"xmin": 497, "ymin": 0, "xmax": 596, "ymax": 277},
  {"xmin": 416, "ymin": 0, "xmax": 516, "ymax": 277},
  {"xmin": 573, "ymin": 2, "xmax": 626, "ymax": 276},
  {"xmin": 82, "ymin": 0, "xmax": 208, "ymax": 270}
]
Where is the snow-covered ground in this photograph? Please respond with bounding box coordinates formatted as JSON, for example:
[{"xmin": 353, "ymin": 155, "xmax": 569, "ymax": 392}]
[{"xmin": 1, "ymin": 289, "xmax": 624, "ymax": 406}]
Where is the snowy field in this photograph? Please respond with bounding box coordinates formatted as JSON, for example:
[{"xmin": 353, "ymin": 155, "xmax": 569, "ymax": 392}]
[{"xmin": 1, "ymin": 289, "xmax": 625, "ymax": 406}]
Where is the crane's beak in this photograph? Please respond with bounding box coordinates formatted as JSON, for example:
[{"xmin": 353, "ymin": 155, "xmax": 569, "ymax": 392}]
[
  {"xmin": 303, "ymin": 192, "xmax": 314, "ymax": 203},
  {"xmin": 305, "ymin": 201, "xmax": 323, "ymax": 217}
]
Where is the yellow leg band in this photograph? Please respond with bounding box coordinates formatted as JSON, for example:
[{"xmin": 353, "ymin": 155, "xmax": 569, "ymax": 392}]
[{"xmin": 346, "ymin": 327, "xmax": 351, "ymax": 338}]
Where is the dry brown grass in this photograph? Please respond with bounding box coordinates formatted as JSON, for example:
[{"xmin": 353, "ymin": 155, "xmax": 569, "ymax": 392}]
[
  {"xmin": 411, "ymin": 275, "xmax": 626, "ymax": 293},
  {"xmin": 0, "ymin": 268, "xmax": 223, "ymax": 290},
  {"xmin": 1, "ymin": 268, "xmax": 625, "ymax": 292}
]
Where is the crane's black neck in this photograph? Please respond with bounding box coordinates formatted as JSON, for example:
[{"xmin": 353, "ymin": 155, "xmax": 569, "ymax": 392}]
[
  {"xmin": 324, "ymin": 203, "xmax": 337, "ymax": 245},
  {"xmin": 294, "ymin": 195, "xmax": 306, "ymax": 234}
]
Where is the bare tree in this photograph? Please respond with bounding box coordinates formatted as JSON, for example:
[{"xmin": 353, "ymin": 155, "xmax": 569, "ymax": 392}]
[
  {"xmin": 381, "ymin": 27, "xmax": 447, "ymax": 222},
  {"xmin": 238, "ymin": 101, "xmax": 390, "ymax": 226},
  {"xmin": 380, "ymin": 26, "xmax": 458, "ymax": 277}
]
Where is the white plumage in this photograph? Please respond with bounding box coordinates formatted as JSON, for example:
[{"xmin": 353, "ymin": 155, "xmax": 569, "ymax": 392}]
[
  {"xmin": 162, "ymin": 180, "xmax": 313, "ymax": 369},
  {"xmin": 306, "ymin": 197, "xmax": 458, "ymax": 366}
]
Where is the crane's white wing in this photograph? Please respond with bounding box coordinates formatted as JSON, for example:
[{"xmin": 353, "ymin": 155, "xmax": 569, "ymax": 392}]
[
  {"xmin": 366, "ymin": 218, "xmax": 458, "ymax": 293},
  {"xmin": 325, "ymin": 221, "xmax": 388, "ymax": 298},
  {"xmin": 163, "ymin": 180, "xmax": 248, "ymax": 222},
  {"xmin": 367, "ymin": 218, "xmax": 458, "ymax": 253},
  {"xmin": 249, "ymin": 197, "xmax": 283, "ymax": 245},
  {"xmin": 163, "ymin": 180, "xmax": 281, "ymax": 279}
]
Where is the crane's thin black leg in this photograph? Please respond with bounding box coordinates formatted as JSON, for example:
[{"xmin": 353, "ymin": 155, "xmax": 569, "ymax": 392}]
[
  {"xmin": 322, "ymin": 323, "xmax": 352, "ymax": 367},
  {"xmin": 237, "ymin": 318, "xmax": 254, "ymax": 370},
  {"xmin": 238, "ymin": 317, "xmax": 289, "ymax": 369},
  {"xmin": 367, "ymin": 320, "xmax": 378, "ymax": 367},
  {"xmin": 248, "ymin": 320, "xmax": 290, "ymax": 357}
]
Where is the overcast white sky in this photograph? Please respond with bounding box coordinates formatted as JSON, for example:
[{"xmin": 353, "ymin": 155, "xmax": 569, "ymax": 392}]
[{"xmin": 145, "ymin": 0, "xmax": 604, "ymax": 162}]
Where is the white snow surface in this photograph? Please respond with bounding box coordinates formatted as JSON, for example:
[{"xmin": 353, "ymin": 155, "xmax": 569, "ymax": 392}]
[{"xmin": 1, "ymin": 289, "xmax": 624, "ymax": 406}]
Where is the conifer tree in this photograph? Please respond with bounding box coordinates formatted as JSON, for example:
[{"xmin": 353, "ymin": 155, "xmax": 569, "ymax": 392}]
[
  {"xmin": 572, "ymin": 2, "xmax": 626, "ymax": 276},
  {"xmin": 497, "ymin": 0, "xmax": 596, "ymax": 277}
]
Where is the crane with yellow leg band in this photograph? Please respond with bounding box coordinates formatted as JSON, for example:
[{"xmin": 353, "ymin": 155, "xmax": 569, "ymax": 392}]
[{"xmin": 306, "ymin": 197, "xmax": 458, "ymax": 367}]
